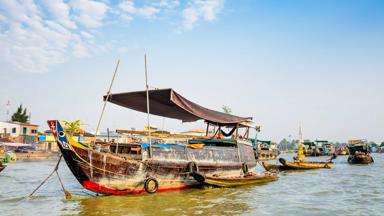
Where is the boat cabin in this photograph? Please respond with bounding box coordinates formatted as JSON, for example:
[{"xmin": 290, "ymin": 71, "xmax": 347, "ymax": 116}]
[{"xmin": 100, "ymin": 88, "xmax": 259, "ymax": 165}]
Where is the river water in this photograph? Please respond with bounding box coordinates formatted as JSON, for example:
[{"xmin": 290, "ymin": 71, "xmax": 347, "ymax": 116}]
[{"xmin": 0, "ymin": 153, "xmax": 383, "ymax": 216}]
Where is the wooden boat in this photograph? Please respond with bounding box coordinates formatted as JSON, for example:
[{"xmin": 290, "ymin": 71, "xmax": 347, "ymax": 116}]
[
  {"xmin": 254, "ymin": 140, "xmax": 280, "ymax": 161},
  {"xmin": 48, "ymin": 89, "xmax": 261, "ymax": 195},
  {"xmin": 336, "ymin": 146, "xmax": 348, "ymax": 155},
  {"xmin": 278, "ymin": 158, "xmax": 332, "ymax": 169},
  {"xmin": 347, "ymin": 140, "xmax": 374, "ymax": 164},
  {"xmin": 0, "ymin": 162, "xmax": 6, "ymax": 173},
  {"xmin": 200, "ymin": 172, "xmax": 279, "ymax": 187},
  {"xmin": 262, "ymin": 161, "xmax": 285, "ymax": 172},
  {"xmin": 262, "ymin": 157, "xmax": 332, "ymax": 171},
  {"xmin": 304, "ymin": 140, "xmax": 335, "ymax": 157}
]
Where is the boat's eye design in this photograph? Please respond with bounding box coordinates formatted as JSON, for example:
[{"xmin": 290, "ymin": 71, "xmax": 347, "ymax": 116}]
[{"xmin": 59, "ymin": 131, "xmax": 65, "ymax": 137}]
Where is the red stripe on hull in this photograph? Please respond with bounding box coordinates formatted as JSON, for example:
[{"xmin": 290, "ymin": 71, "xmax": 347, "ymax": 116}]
[{"xmin": 82, "ymin": 180, "xmax": 191, "ymax": 195}]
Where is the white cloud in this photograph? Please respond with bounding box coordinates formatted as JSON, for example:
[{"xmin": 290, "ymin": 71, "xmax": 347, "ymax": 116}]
[
  {"xmin": 0, "ymin": 0, "xmax": 226, "ymax": 73},
  {"xmin": 0, "ymin": 0, "xmax": 102, "ymax": 73},
  {"xmin": 119, "ymin": 0, "xmax": 136, "ymax": 14},
  {"xmin": 136, "ymin": 6, "xmax": 160, "ymax": 18},
  {"xmin": 71, "ymin": 0, "xmax": 108, "ymax": 28},
  {"xmin": 182, "ymin": 0, "xmax": 224, "ymax": 30},
  {"xmin": 42, "ymin": 0, "xmax": 77, "ymax": 29},
  {"xmin": 155, "ymin": 0, "xmax": 180, "ymax": 9},
  {"xmin": 117, "ymin": 0, "xmax": 174, "ymax": 22}
]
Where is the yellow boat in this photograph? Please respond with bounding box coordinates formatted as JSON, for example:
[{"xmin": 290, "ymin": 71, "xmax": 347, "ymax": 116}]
[
  {"xmin": 262, "ymin": 127, "xmax": 334, "ymax": 171},
  {"xmin": 278, "ymin": 158, "xmax": 331, "ymax": 169},
  {"xmin": 201, "ymin": 172, "xmax": 279, "ymax": 187}
]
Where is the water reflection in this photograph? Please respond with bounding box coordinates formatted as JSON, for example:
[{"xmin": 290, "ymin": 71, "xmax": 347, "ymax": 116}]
[
  {"xmin": 1, "ymin": 154, "xmax": 384, "ymax": 216},
  {"xmin": 77, "ymin": 187, "xmax": 251, "ymax": 216}
]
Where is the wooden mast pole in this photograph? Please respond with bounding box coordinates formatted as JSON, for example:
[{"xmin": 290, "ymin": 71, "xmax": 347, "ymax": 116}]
[
  {"xmin": 93, "ymin": 60, "xmax": 120, "ymax": 145},
  {"xmin": 144, "ymin": 54, "xmax": 152, "ymax": 158}
]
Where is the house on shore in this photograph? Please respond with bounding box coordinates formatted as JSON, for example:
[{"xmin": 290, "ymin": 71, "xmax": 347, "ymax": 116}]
[{"xmin": 0, "ymin": 121, "xmax": 39, "ymax": 144}]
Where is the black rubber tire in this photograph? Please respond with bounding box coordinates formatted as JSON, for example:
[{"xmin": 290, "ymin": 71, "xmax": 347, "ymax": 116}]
[
  {"xmin": 279, "ymin": 158, "xmax": 287, "ymax": 165},
  {"xmin": 144, "ymin": 177, "xmax": 159, "ymax": 194},
  {"xmin": 242, "ymin": 162, "xmax": 249, "ymax": 175},
  {"xmin": 191, "ymin": 172, "xmax": 205, "ymax": 183},
  {"xmin": 188, "ymin": 161, "xmax": 199, "ymax": 173}
]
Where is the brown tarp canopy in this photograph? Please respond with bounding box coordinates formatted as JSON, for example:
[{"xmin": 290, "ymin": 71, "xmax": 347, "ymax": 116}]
[{"xmin": 104, "ymin": 88, "xmax": 252, "ymax": 126}]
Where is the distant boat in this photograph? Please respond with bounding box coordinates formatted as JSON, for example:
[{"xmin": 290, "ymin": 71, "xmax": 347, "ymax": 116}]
[
  {"xmin": 253, "ymin": 140, "xmax": 280, "ymax": 161},
  {"xmin": 336, "ymin": 146, "xmax": 348, "ymax": 155},
  {"xmin": 263, "ymin": 125, "xmax": 334, "ymax": 171},
  {"xmin": 304, "ymin": 140, "xmax": 335, "ymax": 157},
  {"xmin": 262, "ymin": 157, "xmax": 333, "ymax": 171},
  {"xmin": 0, "ymin": 162, "xmax": 6, "ymax": 173},
  {"xmin": 48, "ymin": 88, "xmax": 265, "ymax": 195},
  {"xmin": 347, "ymin": 140, "xmax": 374, "ymax": 164}
]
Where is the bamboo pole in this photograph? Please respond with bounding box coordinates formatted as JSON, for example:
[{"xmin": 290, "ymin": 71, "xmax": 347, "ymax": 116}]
[
  {"xmin": 144, "ymin": 55, "xmax": 152, "ymax": 158},
  {"xmin": 93, "ymin": 60, "xmax": 120, "ymax": 145}
]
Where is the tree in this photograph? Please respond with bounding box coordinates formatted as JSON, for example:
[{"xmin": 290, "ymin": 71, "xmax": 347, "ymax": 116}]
[
  {"xmin": 11, "ymin": 105, "xmax": 29, "ymax": 123},
  {"xmin": 222, "ymin": 105, "xmax": 232, "ymax": 114},
  {"xmin": 64, "ymin": 120, "xmax": 82, "ymax": 136},
  {"xmin": 279, "ymin": 138, "xmax": 289, "ymax": 150}
]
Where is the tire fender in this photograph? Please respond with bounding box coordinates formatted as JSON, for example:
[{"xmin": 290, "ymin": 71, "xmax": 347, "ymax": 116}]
[
  {"xmin": 242, "ymin": 162, "xmax": 249, "ymax": 175},
  {"xmin": 144, "ymin": 177, "xmax": 159, "ymax": 194}
]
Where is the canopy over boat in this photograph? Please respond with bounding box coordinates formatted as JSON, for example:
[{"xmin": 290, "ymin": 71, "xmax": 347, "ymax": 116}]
[{"xmin": 104, "ymin": 88, "xmax": 253, "ymax": 126}]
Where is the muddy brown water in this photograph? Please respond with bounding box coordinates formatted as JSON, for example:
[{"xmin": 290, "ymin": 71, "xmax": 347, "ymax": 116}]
[{"xmin": 0, "ymin": 154, "xmax": 383, "ymax": 215}]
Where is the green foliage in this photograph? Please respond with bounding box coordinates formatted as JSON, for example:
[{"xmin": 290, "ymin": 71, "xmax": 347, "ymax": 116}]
[
  {"xmin": 64, "ymin": 120, "xmax": 82, "ymax": 136},
  {"xmin": 222, "ymin": 105, "xmax": 232, "ymax": 114},
  {"xmin": 11, "ymin": 104, "xmax": 29, "ymax": 123}
]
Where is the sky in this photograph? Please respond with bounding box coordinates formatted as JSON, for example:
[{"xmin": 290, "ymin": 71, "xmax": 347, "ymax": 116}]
[{"xmin": 0, "ymin": 0, "xmax": 383, "ymax": 143}]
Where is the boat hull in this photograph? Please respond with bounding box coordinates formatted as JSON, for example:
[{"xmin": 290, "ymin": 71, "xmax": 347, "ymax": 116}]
[
  {"xmin": 203, "ymin": 172, "xmax": 279, "ymax": 187},
  {"xmin": 262, "ymin": 162, "xmax": 286, "ymax": 172},
  {"xmin": 48, "ymin": 120, "xmax": 257, "ymax": 195},
  {"xmin": 264, "ymin": 158, "xmax": 332, "ymax": 171},
  {"xmin": 347, "ymin": 155, "xmax": 374, "ymax": 164},
  {"xmin": 0, "ymin": 165, "xmax": 6, "ymax": 173}
]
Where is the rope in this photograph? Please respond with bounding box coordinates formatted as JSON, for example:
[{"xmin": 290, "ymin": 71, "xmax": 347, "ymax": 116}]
[
  {"xmin": 56, "ymin": 170, "xmax": 72, "ymax": 200},
  {"xmin": 29, "ymin": 155, "xmax": 62, "ymax": 197},
  {"xmin": 28, "ymin": 155, "xmax": 72, "ymax": 200}
]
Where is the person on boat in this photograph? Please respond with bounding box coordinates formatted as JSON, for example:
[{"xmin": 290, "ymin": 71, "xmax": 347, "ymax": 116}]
[
  {"xmin": 95, "ymin": 144, "xmax": 101, "ymax": 152},
  {"xmin": 294, "ymin": 145, "xmax": 306, "ymax": 162}
]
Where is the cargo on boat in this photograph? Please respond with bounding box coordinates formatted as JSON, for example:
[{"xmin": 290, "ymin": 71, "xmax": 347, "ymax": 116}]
[
  {"xmin": 304, "ymin": 140, "xmax": 335, "ymax": 157},
  {"xmin": 347, "ymin": 140, "xmax": 374, "ymax": 164},
  {"xmin": 48, "ymin": 88, "xmax": 263, "ymax": 195}
]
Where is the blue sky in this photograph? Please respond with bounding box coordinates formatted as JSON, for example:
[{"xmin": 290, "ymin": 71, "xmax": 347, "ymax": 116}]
[{"xmin": 0, "ymin": 0, "xmax": 383, "ymax": 143}]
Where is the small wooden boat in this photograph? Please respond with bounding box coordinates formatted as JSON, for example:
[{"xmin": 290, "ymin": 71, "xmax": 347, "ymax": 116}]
[
  {"xmin": 336, "ymin": 146, "xmax": 348, "ymax": 155},
  {"xmin": 195, "ymin": 172, "xmax": 279, "ymax": 187},
  {"xmin": 347, "ymin": 140, "xmax": 374, "ymax": 164},
  {"xmin": 0, "ymin": 162, "xmax": 6, "ymax": 173},
  {"xmin": 262, "ymin": 157, "xmax": 332, "ymax": 171},
  {"xmin": 278, "ymin": 158, "xmax": 332, "ymax": 169},
  {"xmin": 262, "ymin": 161, "xmax": 286, "ymax": 172},
  {"xmin": 348, "ymin": 153, "xmax": 374, "ymax": 164}
]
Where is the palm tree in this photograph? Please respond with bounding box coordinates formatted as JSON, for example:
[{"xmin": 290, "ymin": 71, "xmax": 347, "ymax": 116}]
[
  {"xmin": 11, "ymin": 105, "xmax": 29, "ymax": 123},
  {"xmin": 63, "ymin": 120, "xmax": 82, "ymax": 136},
  {"xmin": 222, "ymin": 105, "xmax": 232, "ymax": 114}
]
